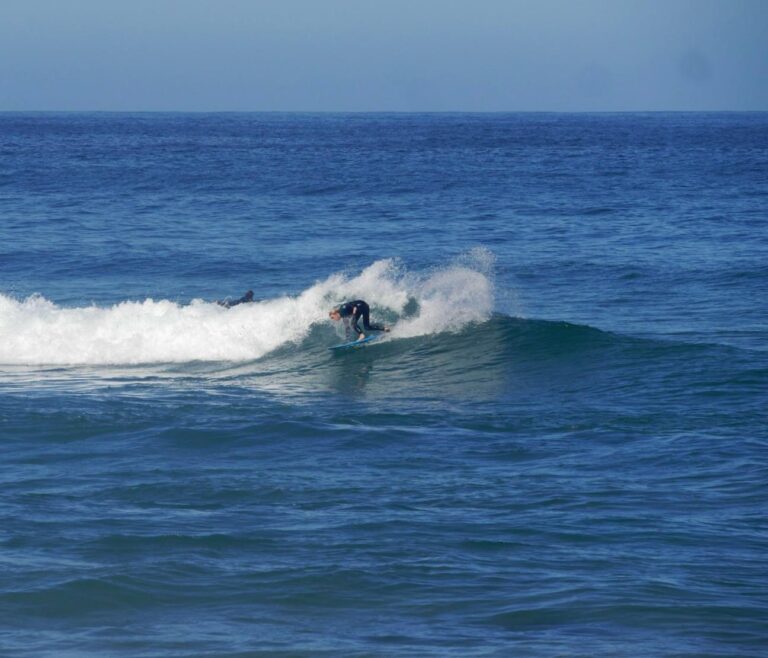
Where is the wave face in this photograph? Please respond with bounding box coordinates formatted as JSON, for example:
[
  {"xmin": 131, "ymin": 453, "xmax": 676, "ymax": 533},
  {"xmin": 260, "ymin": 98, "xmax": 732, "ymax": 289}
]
[{"xmin": 0, "ymin": 254, "xmax": 493, "ymax": 366}]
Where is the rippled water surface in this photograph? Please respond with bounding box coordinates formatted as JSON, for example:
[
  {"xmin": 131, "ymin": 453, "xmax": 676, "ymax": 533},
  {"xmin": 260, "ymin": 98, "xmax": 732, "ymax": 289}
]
[{"xmin": 1, "ymin": 113, "xmax": 767, "ymax": 656}]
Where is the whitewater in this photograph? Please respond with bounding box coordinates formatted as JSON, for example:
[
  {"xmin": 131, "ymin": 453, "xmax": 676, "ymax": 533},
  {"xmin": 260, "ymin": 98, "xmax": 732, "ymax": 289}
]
[{"xmin": 0, "ymin": 256, "xmax": 494, "ymax": 366}]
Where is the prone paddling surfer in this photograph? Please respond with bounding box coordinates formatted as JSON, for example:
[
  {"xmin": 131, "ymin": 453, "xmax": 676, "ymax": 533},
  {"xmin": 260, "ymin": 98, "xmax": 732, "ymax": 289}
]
[
  {"xmin": 329, "ymin": 300, "xmax": 389, "ymax": 341},
  {"xmin": 217, "ymin": 290, "xmax": 254, "ymax": 308}
]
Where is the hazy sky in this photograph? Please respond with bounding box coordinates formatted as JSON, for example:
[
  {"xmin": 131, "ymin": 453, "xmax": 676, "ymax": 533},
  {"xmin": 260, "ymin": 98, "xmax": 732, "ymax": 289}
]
[{"xmin": 1, "ymin": 0, "xmax": 766, "ymax": 111}]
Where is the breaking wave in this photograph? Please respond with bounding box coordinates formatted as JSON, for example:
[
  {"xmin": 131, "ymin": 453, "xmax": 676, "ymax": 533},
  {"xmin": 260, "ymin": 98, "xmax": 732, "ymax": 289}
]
[{"xmin": 0, "ymin": 251, "xmax": 494, "ymax": 366}]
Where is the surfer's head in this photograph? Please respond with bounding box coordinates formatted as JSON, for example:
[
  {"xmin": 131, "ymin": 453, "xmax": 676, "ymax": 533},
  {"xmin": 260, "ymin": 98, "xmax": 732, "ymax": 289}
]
[{"xmin": 329, "ymin": 309, "xmax": 341, "ymax": 321}]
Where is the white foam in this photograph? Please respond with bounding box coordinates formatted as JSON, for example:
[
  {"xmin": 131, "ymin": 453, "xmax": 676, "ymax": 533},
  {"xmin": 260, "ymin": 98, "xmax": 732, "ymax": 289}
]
[
  {"xmin": 390, "ymin": 267, "xmax": 493, "ymax": 338},
  {"xmin": 0, "ymin": 253, "xmax": 495, "ymax": 365}
]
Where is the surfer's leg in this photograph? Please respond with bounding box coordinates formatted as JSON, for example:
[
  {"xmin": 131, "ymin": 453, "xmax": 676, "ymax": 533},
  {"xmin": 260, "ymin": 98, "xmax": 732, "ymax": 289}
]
[
  {"xmin": 360, "ymin": 303, "xmax": 385, "ymax": 332},
  {"xmin": 359, "ymin": 303, "xmax": 371, "ymax": 330}
]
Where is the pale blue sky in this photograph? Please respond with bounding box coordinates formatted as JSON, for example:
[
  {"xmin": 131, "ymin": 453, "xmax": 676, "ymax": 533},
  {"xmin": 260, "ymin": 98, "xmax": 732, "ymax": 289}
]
[{"xmin": 1, "ymin": 0, "xmax": 766, "ymax": 111}]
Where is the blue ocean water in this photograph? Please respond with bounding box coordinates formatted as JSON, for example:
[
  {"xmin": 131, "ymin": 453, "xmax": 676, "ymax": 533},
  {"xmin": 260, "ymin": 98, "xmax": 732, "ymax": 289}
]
[{"xmin": 1, "ymin": 112, "xmax": 767, "ymax": 657}]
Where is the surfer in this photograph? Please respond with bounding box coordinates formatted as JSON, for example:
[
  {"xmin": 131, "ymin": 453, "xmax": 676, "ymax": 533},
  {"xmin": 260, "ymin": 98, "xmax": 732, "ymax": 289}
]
[
  {"xmin": 329, "ymin": 300, "xmax": 389, "ymax": 341},
  {"xmin": 217, "ymin": 290, "xmax": 254, "ymax": 308}
]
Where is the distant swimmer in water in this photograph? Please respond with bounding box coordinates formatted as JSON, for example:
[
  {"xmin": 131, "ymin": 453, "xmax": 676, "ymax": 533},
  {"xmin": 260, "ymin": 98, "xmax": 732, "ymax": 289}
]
[
  {"xmin": 329, "ymin": 300, "xmax": 389, "ymax": 341},
  {"xmin": 217, "ymin": 290, "xmax": 254, "ymax": 308}
]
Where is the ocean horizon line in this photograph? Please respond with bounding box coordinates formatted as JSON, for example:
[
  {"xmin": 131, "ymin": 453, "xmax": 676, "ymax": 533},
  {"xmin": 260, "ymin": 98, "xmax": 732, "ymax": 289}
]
[{"xmin": 2, "ymin": 108, "xmax": 767, "ymax": 115}]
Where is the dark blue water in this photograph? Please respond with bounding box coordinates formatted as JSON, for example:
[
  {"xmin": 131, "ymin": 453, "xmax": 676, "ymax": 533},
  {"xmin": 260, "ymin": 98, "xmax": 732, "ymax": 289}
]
[{"xmin": 1, "ymin": 113, "xmax": 767, "ymax": 657}]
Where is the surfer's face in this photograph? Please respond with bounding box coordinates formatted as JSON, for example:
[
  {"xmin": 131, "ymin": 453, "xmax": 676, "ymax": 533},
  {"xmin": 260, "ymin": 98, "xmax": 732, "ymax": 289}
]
[{"xmin": 329, "ymin": 310, "xmax": 341, "ymax": 321}]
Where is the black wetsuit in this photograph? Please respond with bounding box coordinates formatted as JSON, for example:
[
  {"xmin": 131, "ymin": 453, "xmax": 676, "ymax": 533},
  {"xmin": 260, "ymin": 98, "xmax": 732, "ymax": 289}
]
[
  {"xmin": 218, "ymin": 290, "xmax": 254, "ymax": 308},
  {"xmin": 337, "ymin": 300, "xmax": 385, "ymax": 337}
]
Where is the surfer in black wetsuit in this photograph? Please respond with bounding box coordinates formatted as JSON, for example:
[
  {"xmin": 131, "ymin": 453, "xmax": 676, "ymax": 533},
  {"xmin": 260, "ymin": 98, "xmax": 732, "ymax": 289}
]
[
  {"xmin": 217, "ymin": 290, "xmax": 254, "ymax": 308},
  {"xmin": 329, "ymin": 300, "xmax": 389, "ymax": 340}
]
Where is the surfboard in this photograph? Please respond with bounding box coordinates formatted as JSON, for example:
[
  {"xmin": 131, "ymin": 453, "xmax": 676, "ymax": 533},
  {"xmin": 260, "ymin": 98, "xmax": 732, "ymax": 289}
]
[{"xmin": 328, "ymin": 335, "xmax": 382, "ymax": 351}]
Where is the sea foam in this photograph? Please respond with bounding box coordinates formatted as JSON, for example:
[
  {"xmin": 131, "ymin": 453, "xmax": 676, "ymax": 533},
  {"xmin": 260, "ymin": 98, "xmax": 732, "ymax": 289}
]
[{"xmin": 0, "ymin": 253, "xmax": 494, "ymax": 365}]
